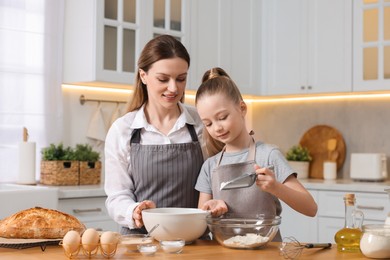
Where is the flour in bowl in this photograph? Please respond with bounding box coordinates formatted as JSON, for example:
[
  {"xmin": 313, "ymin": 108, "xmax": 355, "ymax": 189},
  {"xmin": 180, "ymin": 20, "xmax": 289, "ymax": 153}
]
[{"xmin": 223, "ymin": 233, "xmax": 269, "ymax": 248}]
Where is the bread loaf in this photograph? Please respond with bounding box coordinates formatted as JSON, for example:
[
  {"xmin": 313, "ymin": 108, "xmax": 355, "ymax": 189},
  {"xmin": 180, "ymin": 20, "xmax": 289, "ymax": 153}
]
[{"xmin": 0, "ymin": 207, "xmax": 86, "ymax": 239}]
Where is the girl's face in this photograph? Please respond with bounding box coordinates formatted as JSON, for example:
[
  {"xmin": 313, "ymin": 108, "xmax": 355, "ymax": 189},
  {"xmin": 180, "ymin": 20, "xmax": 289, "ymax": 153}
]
[
  {"xmin": 140, "ymin": 57, "xmax": 188, "ymax": 110},
  {"xmin": 197, "ymin": 93, "xmax": 247, "ymax": 146}
]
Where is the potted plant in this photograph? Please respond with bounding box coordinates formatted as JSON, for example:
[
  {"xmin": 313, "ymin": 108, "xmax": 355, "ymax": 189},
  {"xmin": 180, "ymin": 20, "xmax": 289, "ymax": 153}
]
[
  {"xmin": 286, "ymin": 145, "xmax": 312, "ymax": 179},
  {"xmin": 74, "ymin": 144, "xmax": 101, "ymax": 185},
  {"xmin": 40, "ymin": 143, "xmax": 79, "ymax": 185}
]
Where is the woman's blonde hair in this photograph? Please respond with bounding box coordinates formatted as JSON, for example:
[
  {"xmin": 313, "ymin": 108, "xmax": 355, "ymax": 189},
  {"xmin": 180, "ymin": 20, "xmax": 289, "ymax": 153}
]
[
  {"xmin": 195, "ymin": 67, "xmax": 244, "ymax": 156},
  {"xmin": 126, "ymin": 35, "xmax": 190, "ymax": 112}
]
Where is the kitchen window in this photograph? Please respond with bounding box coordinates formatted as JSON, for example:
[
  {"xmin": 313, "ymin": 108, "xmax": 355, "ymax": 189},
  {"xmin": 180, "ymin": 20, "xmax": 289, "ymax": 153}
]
[{"xmin": 0, "ymin": 0, "xmax": 64, "ymax": 182}]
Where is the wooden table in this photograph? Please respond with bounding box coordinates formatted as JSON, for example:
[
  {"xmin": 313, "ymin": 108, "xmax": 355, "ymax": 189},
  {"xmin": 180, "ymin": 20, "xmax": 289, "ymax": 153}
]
[{"xmin": 0, "ymin": 239, "xmax": 367, "ymax": 259}]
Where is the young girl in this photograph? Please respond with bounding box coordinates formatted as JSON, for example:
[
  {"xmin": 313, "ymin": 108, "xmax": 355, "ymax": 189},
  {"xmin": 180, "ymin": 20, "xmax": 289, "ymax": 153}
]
[{"xmin": 195, "ymin": 67, "xmax": 317, "ymax": 240}]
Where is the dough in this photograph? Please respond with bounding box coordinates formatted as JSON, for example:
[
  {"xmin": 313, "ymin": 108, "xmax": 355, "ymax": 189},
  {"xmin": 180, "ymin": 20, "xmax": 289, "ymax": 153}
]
[{"xmin": 0, "ymin": 207, "xmax": 86, "ymax": 239}]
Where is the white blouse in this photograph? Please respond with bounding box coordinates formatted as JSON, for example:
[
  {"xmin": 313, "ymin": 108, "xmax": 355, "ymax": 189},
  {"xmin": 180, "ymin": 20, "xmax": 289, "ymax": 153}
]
[{"xmin": 104, "ymin": 103, "xmax": 204, "ymax": 229}]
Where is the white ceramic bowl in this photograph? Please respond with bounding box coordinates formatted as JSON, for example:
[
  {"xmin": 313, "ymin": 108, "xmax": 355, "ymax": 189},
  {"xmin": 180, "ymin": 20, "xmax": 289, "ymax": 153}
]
[{"xmin": 142, "ymin": 208, "xmax": 209, "ymax": 243}]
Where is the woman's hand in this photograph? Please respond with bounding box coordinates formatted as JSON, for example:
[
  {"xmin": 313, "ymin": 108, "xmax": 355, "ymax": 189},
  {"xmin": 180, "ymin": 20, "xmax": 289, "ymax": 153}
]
[
  {"xmin": 200, "ymin": 199, "xmax": 228, "ymax": 217},
  {"xmin": 254, "ymin": 165, "xmax": 279, "ymax": 193},
  {"xmin": 132, "ymin": 200, "xmax": 156, "ymax": 228}
]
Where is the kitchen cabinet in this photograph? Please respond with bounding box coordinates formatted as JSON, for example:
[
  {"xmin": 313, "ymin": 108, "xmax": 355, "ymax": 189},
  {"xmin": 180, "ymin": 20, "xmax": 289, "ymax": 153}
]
[
  {"xmin": 261, "ymin": 0, "xmax": 352, "ymax": 95},
  {"xmin": 279, "ymin": 190, "xmax": 318, "ymax": 243},
  {"xmin": 281, "ymin": 181, "xmax": 390, "ymax": 243},
  {"xmin": 58, "ymin": 196, "xmax": 119, "ymax": 232},
  {"xmin": 317, "ymin": 190, "xmax": 389, "ymax": 243},
  {"xmin": 353, "ymin": 0, "xmax": 390, "ymax": 91},
  {"xmin": 188, "ymin": 0, "xmax": 262, "ymax": 95},
  {"xmin": 63, "ymin": 0, "xmax": 190, "ymax": 87}
]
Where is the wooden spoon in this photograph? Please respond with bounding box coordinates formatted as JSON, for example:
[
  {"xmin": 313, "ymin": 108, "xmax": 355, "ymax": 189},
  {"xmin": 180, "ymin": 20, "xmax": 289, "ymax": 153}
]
[{"xmin": 327, "ymin": 139, "xmax": 337, "ymax": 160}]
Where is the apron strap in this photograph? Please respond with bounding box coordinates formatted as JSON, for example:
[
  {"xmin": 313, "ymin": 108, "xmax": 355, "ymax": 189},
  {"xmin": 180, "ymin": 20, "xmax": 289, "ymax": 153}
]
[
  {"xmin": 216, "ymin": 133, "xmax": 257, "ymax": 167},
  {"xmin": 186, "ymin": 124, "xmax": 199, "ymax": 142},
  {"xmin": 130, "ymin": 124, "xmax": 198, "ymax": 144},
  {"xmin": 130, "ymin": 128, "xmax": 141, "ymax": 144}
]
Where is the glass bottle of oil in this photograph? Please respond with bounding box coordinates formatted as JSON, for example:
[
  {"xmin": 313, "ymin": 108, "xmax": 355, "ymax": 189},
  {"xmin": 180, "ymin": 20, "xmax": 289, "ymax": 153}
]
[{"xmin": 334, "ymin": 193, "xmax": 364, "ymax": 252}]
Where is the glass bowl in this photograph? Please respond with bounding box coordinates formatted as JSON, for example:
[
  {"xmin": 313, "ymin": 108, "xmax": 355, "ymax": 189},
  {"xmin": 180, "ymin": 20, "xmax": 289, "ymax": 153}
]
[
  {"xmin": 120, "ymin": 234, "xmax": 154, "ymax": 252},
  {"xmin": 206, "ymin": 214, "xmax": 281, "ymax": 249},
  {"xmin": 137, "ymin": 244, "xmax": 158, "ymax": 256},
  {"xmin": 160, "ymin": 239, "xmax": 185, "ymax": 253}
]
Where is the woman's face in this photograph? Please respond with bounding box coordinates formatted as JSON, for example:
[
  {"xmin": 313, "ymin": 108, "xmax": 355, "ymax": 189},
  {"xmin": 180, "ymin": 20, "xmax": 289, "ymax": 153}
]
[
  {"xmin": 196, "ymin": 93, "xmax": 247, "ymax": 146},
  {"xmin": 140, "ymin": 57, "xmax": 188, "ymax": 110}
]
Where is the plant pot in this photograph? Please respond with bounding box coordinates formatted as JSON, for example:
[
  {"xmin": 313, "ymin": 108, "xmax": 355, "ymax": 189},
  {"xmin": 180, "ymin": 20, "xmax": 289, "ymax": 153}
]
[
  {"xmin": 40, "ymin": 160, "xmax": 80, "ymax": 185},
  {"xmin": 288, "ymin": 161, "xmax": 310, "ymax": 179},
  {"xmin": 79, "ymin": 161, "xmax": 101, "ymax": 185}
]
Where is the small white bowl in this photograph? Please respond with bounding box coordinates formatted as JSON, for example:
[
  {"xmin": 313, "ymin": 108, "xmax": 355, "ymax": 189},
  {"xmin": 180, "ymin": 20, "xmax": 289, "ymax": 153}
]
[
  {"xmin": 160, "ymin": 239, "xmax": 185, "ymax": 254},
  {"xmin": 137, "ymin": 244, "xmax": 158, "ymax": 256},
  {"xmin": 120, "ymin": 234, "xmax": 154, "ymax": 252}
]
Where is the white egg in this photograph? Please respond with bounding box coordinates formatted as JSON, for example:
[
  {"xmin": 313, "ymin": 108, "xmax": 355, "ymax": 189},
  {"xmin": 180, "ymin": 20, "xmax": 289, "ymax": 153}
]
[
  {"xmin": 81, "ymin": 228, "xmax": 100, "ymax": 253},
  {"xmin": 100, "ymin": 231, "xmax": 120, "ymax": 255},
  {"xmin": 62, "ymin": 230, "xmax": 81, "ymax": 255}
]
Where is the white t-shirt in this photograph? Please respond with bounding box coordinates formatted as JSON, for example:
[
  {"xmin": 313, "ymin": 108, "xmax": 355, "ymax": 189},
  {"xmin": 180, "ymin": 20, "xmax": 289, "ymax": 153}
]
[{"xmin": 195, "ymin": 142, "xmax": 294, "ymax": 195}]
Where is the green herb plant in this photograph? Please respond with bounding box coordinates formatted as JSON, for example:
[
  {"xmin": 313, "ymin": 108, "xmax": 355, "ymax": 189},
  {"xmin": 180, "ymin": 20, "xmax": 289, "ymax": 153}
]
[
  {"xmin": 41, "ymin": 143, "xmax": 100, "ymax": 162},
  {"xmin": 74, "ymin": 144, "xmax": 100, "ymax": 162},
  {"xmin": 41, "ymin": 143, "xmax": 76, "ymax": 161},
  {"xmin": 286, "ymin": 145, "xmax": 312, "ymax": 162}
]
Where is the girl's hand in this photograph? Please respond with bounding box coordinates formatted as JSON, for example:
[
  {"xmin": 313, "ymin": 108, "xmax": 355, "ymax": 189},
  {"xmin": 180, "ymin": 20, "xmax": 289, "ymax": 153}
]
[
  {"xmin": 200, "ymin": 199, "xmax": 228, "ymax": 217},
  {"xmin": 254, "ymin": 165, "xmax": 278, "ymax": 193},
  {"xmin": 132, "ymin": 200, "xmax": 156, "ymax": 228}
]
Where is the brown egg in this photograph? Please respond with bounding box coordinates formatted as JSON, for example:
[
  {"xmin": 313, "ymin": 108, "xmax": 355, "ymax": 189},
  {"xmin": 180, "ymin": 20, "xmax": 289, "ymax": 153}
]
[
  {"xmin": 81, "ymin": 228, "xmax": 100, "ymax": 253},
  {"xmin": 62, "ymin": 230, "xmax": 81, "ymax": 255},
  {"xmin": 100, "ymin": 231, "xmax": 120, "ymax": 255}
]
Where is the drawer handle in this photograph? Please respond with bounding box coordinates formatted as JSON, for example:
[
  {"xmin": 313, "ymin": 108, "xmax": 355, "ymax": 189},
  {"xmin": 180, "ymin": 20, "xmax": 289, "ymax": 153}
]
[
  {"xmin": 356, "ymin": 205, "xmax": 384, "ymax": 211},
  {"xmin": 73, "ymin": 208, "xmax": 102, "ymax": 214}
]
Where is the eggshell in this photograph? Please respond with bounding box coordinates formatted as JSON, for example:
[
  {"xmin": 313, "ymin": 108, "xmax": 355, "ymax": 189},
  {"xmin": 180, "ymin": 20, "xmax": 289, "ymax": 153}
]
[
  {"xmin": 81, "ymin": 228, "xmax": 100, "ymax": 253},
  {"xmin": 100, "ymin": 231, "xmax": 120, "ymax": 255},
  {"xmin": 62, "ymin": 230, "xmax": 81, "ymax": 255}
]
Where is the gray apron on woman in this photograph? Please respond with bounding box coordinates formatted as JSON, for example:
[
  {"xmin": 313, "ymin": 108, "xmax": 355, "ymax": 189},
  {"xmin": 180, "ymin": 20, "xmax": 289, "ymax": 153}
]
[
  {"xmin": 121, "ymin": 123, "xmax": 203, "ymax": 235},
  {"xmin": 211, "ymin": 139, "xmax": 282, "ymax": 241}
]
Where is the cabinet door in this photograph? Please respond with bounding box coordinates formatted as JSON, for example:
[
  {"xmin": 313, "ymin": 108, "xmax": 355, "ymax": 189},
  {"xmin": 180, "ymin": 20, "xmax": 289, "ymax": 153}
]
[
  {"xmin": 279, "ymin": 190, "xmax": 318, "ymax": 243},
  {"xmin": 262, "ymin": 0, "xmax": 307, "ymax": 95},
  {"xmin": 307, "ymin": 0, "xmax": 352, "ymax": 94},
  {"xmin": 188, "ymin": 0, "xmax": 261, "ymax": 94},
  {"xmin": 96, "ymin": 0, "xmax": 138, "ymax": 85},
  {"xmin": 318, "ymin": 217, "xmax": 384, "ymax": 244},
  {"xmin": 262, "ymin": 0, "xmax": 352, "ymax": 95},
  {"xmin": 353, "ymin": 0, "xmax": 390, "ymax": 91},
  {"xmin": 188, "ymin": 0, "xmax": 220, "ymax": 89}
]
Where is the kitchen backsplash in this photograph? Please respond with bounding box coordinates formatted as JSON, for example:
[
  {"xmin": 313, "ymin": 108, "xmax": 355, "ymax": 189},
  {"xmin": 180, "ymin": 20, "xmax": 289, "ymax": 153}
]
[
  {"xmin": 63, "ymin": 88, "xmax": 390, "ymax": 181},
  {"xmin": 251, "ymin": 98, "xmax": 390, "ymax": 180}
]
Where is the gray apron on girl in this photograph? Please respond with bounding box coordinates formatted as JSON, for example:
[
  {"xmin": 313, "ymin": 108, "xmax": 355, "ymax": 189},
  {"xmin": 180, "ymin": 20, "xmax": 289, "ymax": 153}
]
[
  {"xmin": 121, "ymin": 124, "xmax": 203, "ymax": 235},
  {"xmin": 211, "ymin": 139, "xmax": 282, "ymax": 241}
]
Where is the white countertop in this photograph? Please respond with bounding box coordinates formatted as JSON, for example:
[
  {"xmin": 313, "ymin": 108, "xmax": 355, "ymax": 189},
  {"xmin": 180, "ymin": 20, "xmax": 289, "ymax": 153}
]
[
  {"xmin": 37, "ymin": 183, "xmax": 106, "ymax": 199},
  {"xmin": 27, "ymin": 179, "xmax": 390, "ymax": 199},
  {"xmin": 300, "ymin": 178, "xmax": 390, "ymax": 193}
]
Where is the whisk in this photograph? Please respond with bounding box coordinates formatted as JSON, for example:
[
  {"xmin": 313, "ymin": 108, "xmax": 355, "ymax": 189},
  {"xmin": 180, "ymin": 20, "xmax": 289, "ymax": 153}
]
[{"xmin": 279, "ymin": 236, "xmax": 332, "ymax": 260}]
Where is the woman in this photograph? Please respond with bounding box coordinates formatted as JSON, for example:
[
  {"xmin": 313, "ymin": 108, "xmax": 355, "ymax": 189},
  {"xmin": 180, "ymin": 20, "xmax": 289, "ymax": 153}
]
[
  {"xmin": 194, "ymin": 67, "xmax": 317, "ymax": 241},
  {"xmin": 104, "ymin": 35, "xmax": 204, "ymax": 234}
]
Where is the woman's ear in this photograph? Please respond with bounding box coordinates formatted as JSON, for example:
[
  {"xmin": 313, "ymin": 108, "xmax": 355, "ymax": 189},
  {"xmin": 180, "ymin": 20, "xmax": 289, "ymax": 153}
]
[{"xmin": 139, "ymin": 69, "xmax": 147, "ymax": 84}]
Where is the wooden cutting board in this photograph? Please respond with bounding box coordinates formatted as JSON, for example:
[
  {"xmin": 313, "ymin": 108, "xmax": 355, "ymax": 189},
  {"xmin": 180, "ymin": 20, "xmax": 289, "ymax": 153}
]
[{"xmin": 299, "ymin": 125, "xmax": 346, "ymax": 179}]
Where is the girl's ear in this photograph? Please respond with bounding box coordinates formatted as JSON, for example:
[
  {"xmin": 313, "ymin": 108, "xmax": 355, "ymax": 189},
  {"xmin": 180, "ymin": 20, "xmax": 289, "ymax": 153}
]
[{"xmin": 240, "ymin": 101, "xmax": 247, "ymax": 115}]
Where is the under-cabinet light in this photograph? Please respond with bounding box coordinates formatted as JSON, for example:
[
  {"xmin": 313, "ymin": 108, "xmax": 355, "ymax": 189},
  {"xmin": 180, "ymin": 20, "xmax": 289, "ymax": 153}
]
[
  {"xmin": 245, "ymin": 92, "xmax": 390, "ymax": 103},
  {"xmin": 62, "ymin": 85, "xmax": 390, "ymax": 103},
  {"xmin": 62, "ymin": 84, "xmax": 133, "ymax": 94}
]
